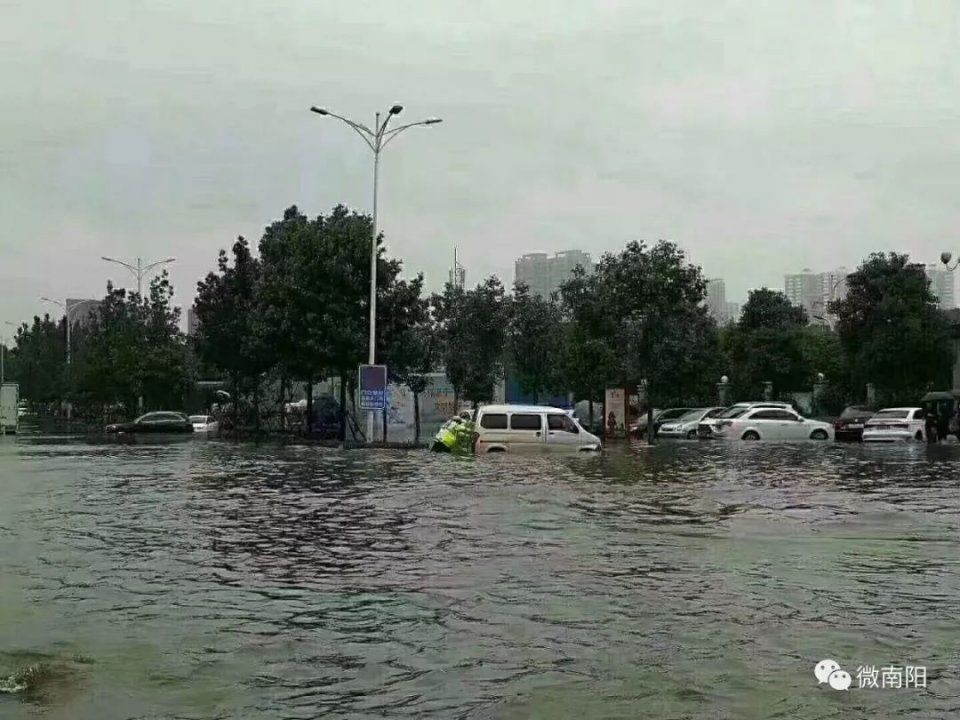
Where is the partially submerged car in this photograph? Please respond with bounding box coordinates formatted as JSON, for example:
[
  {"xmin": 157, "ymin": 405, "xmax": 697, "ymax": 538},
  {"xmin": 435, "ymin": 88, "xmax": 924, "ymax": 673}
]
[
  {"xmin": 862, "ymin": 407, "xmax": 926, "ymax": 443},
  {"xmin": 106, "ymin": 411, "xmax": 193, "ymax": 435},
  {"xmin": 474, "ymin": 405, "xmax": 601, "ymax": 453}
]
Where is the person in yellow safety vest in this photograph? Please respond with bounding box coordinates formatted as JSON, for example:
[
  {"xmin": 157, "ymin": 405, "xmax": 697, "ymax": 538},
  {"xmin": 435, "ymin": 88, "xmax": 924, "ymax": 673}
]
[{"xmin": 431, "ymin": 412, "xmax": 476, "ymax": 453}]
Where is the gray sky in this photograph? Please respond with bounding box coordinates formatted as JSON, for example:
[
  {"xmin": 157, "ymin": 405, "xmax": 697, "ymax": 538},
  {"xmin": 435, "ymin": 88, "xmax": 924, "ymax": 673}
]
[{"xmin": 2, "ymin": 0, "xmax": 959, "ymax": 331}]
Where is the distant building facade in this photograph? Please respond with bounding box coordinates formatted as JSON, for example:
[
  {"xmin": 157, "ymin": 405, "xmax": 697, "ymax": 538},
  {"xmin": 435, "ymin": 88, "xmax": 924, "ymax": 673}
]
[
  {"xmin": 514, "ymin": 250, "xmax": 593, "ymax": 298},
  {"xmin": 66, "ymin": 299, "xmax": 101, "ymax": 328},
  {"xmin": 187, "ymin": 306, "xmax": 199, "ymax": 336},
  {"xmin": 784, "ymin": 268, "xmax": 848, "ymax": 323},
  {"xmin": 704, "ymin": 279, "xmax": 740, "ymax": 324},
  {"xmin": 925, "ymin": 265, "xmax": 956, "ymax": 309},
  {"xmin": 449, "ymin": 249, "xmax": 466, "ymax": 290}
]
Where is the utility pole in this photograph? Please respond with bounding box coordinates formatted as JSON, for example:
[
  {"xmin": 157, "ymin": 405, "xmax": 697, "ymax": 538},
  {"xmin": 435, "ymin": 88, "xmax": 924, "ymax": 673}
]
[{"xmin": 309, "ymin": 103, "xmax": 442, "ymax": 442}]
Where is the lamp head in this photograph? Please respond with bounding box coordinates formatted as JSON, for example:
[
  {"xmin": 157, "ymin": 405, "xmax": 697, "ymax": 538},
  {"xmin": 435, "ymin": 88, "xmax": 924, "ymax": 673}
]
[
  {"xmin": 423, "ymin": 117, "xmax": 443, "ymax": 125},
  {"xmin": 389, "ymin": 104, "xmax": 403, "ymax": 115},
  {"xmin": 941, "ymin": 251, "xmax": 953, "ymax": 266},
  {"xmin": 310, "ymin": 106, "xmax": 329, "ymax": 116}
]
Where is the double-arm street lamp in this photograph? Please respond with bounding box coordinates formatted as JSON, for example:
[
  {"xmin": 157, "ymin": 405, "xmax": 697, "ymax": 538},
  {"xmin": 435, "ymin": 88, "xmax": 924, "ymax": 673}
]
[
  {"xmin": 309, "ymin": 103, "xmax": 441, "ymax": 441},
  {"xmin": 101, "ymin": 256, "xmax": 176, "ymax": 297}
]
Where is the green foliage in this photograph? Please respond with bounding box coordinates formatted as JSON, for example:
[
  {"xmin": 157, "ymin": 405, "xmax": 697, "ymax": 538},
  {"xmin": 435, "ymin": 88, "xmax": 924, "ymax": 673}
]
[
  {"xmin": 72, "ymin": 272, "xmax": 189, "ymax": 413},
  {"xmin": 725, "ymin": 288, "xmax": 810, "ymax": 399},
  {"xmin": 559, "ymin": 240, "xmax": 718, "ymax": 405},
  {"xmin": 433, "ymin": 277, "xmax": 509, "ymax": 405},
  {"xmin": 831, "ymin": 252, "xmax": 953, "ymax": 404},
  {"xmin": 194, "ymin": 237, "xmax": 271, "ymax": 403},
  {"xmin": 5, "ymin": 315, "xmax": 66, "ymax": 403},
  {"xmin": 507, "ymin": 283, "xmax": 564, "ymax": 403}
]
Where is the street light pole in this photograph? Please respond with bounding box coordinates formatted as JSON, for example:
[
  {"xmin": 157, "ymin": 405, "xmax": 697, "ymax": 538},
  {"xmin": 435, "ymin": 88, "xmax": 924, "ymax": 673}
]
[
  {"xmin": 40, "ymin": 298, "xmax": 77, "ymax": 419},
  {"xmin": 309, "ymin": 103, "xmax": 441, "ymax": 442},
  {"xmin": 101, "ymin": 255, "xmax": 176, "ymax": 297},
  {"xmin": 100, "ymin": 256, "xmax": 175, "ymax": 415}
]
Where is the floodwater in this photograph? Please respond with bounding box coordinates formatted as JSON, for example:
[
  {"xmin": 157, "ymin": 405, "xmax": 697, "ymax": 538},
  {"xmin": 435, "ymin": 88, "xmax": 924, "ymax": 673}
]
[{"xmin": 1, "ymin": 436, "xmax": 959, "ymax": 719}]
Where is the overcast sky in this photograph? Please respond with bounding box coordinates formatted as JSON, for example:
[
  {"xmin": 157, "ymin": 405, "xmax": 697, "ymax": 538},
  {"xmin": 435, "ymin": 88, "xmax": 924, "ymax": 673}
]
[{"xmin": 2, "ymin": 0, "xmax": 959, "ymax": 330}]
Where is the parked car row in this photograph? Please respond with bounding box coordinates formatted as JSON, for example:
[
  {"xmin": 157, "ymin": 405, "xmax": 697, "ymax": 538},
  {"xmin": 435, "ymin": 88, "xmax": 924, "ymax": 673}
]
[
  {"xmin": 832, "ymin": 405, "xmax": 932, "ymax": 443},
  {"xmin": 696, "ymin": 402, "xmax": 834, "ymax": 441}
]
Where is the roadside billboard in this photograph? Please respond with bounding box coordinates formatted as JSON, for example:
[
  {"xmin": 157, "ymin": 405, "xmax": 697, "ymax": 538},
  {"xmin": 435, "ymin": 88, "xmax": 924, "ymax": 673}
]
[{"xmin": 604, "ymin": 388, "xmax": 628, "ymax": 439}]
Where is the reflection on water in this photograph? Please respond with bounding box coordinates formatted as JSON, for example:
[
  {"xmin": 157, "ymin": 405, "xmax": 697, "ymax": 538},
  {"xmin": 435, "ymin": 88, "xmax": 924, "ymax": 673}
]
[{"xmin": 1, "ymin": 437, "xmax": 959, "ymax": 718}]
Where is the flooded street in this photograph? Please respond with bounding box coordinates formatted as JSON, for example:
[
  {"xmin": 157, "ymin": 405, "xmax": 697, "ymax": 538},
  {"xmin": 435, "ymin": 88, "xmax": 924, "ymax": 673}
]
[{"xmin": 2, "ymin": 437, "xmax": 959, "ymax": 719}]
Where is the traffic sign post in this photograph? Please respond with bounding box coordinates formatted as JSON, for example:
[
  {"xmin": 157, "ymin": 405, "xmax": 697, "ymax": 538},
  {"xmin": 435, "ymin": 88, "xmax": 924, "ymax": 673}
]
[{"xmin": 359, "ymin": 364, "xmax": 388, "ymax": 412}]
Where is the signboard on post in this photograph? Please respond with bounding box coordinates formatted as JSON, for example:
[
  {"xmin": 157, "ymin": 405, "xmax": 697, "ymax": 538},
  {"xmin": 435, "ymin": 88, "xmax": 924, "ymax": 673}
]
[
  {"xmin": 604, "ymin": 387, "xmax": 627, "ymax": 439},
  {"xmin": 359, "ymin": 364, "xmax": 388, "ymax": 411}
]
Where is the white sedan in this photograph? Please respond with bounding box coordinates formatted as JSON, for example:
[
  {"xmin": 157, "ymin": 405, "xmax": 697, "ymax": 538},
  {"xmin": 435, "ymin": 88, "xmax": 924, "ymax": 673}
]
[
  {"xmin": 861, "ymin": 407, "xmax": 926, "ymax": 443},
  {"xmin": 658, "ymin": 407, "xmax": 726, "ymax": 439},
  {"xmin": 711, "ymin": 406, "xmax": 833, "ymax": 441}
]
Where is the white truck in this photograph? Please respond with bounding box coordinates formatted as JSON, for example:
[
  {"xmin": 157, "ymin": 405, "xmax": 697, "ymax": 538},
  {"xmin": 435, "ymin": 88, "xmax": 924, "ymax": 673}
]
[{"xmin": 0, "ymin": 383, "xmax": 19, "ymax": 434}]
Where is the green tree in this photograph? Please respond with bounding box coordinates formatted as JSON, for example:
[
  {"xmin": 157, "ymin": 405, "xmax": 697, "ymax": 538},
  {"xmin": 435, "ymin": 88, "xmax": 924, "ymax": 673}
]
[
  {"xmin": 258, "ymin": 204, "xmax": 426, "ymax": 440},
  {"xmin": 507, "ymin": 283, "xmax": 564, "ymax": 403},
  {"xmin": 831, "ymin": 252, "xmax": 952, "ymax": 404},
  {"xmin": 194, "ymin": 237, "xmax": 273, "ymax": 431},
  {"xmin": 6, "ymin": 315, "xmax": 66, "ymax": 405},
  {"xmin": 73, "ymin": 274, "xmax": 188, "ymax": 415},
  {"xmin": 557, "ymin": 267, "xmax": 617, "ymax": 425},
  {"xmin": 433, "ymin": 277, "xmax": 509, "ymax": 408},
  {"xmin": 559, "ymin": 241, "xmax": 717, "ymax": 411},
  {"xmin": 725, "ymin": 288, "xmax": 809, "ymax": 399}
]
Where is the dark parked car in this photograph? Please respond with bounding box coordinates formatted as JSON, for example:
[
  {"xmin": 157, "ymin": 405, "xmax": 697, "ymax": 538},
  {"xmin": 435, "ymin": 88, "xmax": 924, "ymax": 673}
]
[
  {"xmin": 647, "ymin": 407, "xmax": 693, "ymax": 438},
  {"xmin": 106, "ymin": 411, "xmax": 194, "ymax": 434},
  {"xmin": 833, "ymin": 405, "xmax": 875, "ymax": 442}
]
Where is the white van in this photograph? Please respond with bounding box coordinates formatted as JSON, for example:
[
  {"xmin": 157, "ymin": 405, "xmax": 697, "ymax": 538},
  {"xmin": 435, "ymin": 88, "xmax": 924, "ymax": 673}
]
[{"xmin": 473, "ymin": 404, "xmax": 602, "ymax": 453}]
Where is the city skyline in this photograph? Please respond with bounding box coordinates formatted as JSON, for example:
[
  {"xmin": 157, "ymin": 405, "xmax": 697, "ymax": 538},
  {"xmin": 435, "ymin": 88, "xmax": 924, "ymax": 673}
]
[
  {"xmin": 514, "ymin": 250, "xmax": 593, "ymax": 299},
  {"xmin": 4, "ymin": 2, "xmax": 960, "ymax": 330}
]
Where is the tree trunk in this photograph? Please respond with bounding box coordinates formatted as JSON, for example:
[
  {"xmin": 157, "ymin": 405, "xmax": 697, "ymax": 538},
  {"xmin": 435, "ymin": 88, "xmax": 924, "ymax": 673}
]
[
  {"xmin": 253, "ymin": 379, "xmax": 261, "ymax": 436},
  {"xmin": 588, "ymin": 399, "xmax": 594, "ymax": 428},
  {"xmin": 453, "ymin": 388, "xmax": 460, "ymax": 417},
  {"xmin": 339, "ymin": 376, "xmax": 347, "ymax": 442},
  {"xmin": 414, "ymin": 391, "xmax": 421, "ymax": 445},
  {"xmin": 278, "ymin": 375, "xmax": 287, "ymax": 432},
  {"xmin": 382, "ymin": 406, "xmax": 388, "ymax": 444},
  {"xmin": 232, "ymin": 374, "xmax": 240, "ymax": 439},
  {"xmin": 306, "ymin": 380, "xmax": 313, "ymax": 436}
]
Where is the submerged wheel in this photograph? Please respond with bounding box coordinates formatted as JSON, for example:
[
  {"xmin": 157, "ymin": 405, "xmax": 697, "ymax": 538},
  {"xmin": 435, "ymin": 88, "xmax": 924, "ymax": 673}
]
[
  {"xmin": 742, "ymin": 431, "xmax": 760, "ymax": 441},
  {"xmin": 915, "ymin": 430, "xmax": 924, "ymax": 442},
  {"xmin": 487, "ymin": 447, "xmax": 506, "ymax": 453},
  {"xmin": 810, "ymin": 429, "xmax": 829, "ymax": 440}
]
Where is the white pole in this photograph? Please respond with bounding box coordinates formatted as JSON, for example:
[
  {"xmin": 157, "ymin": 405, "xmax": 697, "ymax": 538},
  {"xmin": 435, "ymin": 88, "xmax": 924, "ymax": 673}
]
[
  {"xmin": 367, "ymin": 115, "xmax": 381, "ymax": 443},
  {"xmin": 309, "ymin": 105, "xmax": 441, "ymax": 444}
]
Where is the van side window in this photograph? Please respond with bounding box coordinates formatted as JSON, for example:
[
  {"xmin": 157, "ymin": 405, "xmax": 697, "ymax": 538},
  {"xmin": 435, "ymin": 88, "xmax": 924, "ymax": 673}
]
[
  {"xmin": 480, "ymin": 413, "xmax": 508, "ymax": 429},
  {"xmin": 510, "ymin": 414, "xmax": 542, "ymax": 430},
  {"xmin": 548, "ymin": 414, "xmax": 579, "ymax": 433}
]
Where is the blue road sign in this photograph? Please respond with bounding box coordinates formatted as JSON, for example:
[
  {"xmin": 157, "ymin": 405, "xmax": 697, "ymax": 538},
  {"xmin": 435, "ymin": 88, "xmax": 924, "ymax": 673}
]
[{"xmin": 359, "ymin": 364, "xmax": 388, "ymax": 411}]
